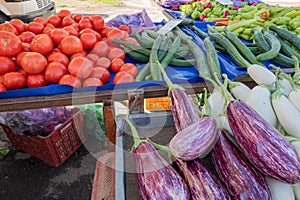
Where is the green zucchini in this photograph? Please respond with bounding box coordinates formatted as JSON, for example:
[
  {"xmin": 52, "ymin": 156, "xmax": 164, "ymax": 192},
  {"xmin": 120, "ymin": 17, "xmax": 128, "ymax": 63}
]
[
  {"xmin": 256, "ymin": 29, "xmax": 281, "ymax": 62},
  {"xmin": 269, "ymin": 25, "xmax": 300, "ymax": 51},
  {"xmin": 131, "ymin": 31, "xmax": 154, "ymax": 49},
  {"xmin": 112, "ymin": 39, "xmax": 150, "ymax": 56},
  {"xmin": 248, "ymin": 46, "xmax": 260, "ymax": 55},
  {"xmin": 174, "ymin": 50, "xmax": 191, "ymax": 59},
  {"xmin": 150, "ymin": 35, "xmax": 163, "ymax": 80},
  {"xmin": 208, "ymin": 32, "xmax": 251, "ymax": 68},
  {"xmin": 278, "ymin": 37, "xmax": 300, "ymax": 60},
  {"xmin": 122, "ymin": 47, "xmax": 149, "ymax": 63},
  {"xmin": 169, "ymin": 58, "xmax": 196, "ymax": 66},
  {"xmin": 161, "ymin": 36, "xmax": 182, "ymax": 67},
  {"xmin": 203, "ymin": 37, "xmax": 222, "ymax": 81},
  {"xmin": 272, "ymin": 54, "xmax": 295, "ymax": 68},
  {"xmin": 224, "ymin": 29, "xmax": 262, "ymax": 65},
  {"xmin": 191, "ymin": 25, "xmax": 208, "ymax": 39}
]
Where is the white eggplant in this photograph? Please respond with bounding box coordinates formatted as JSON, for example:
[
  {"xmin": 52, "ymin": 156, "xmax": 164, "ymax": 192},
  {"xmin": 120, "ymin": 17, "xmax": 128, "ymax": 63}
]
[
  {"xmin": 215, "ymin": 115, "xmax": 233, "ymax": 136},
  {"xmin": 291, "ymin": 141, "xmax": 300, "ymax": 157},
  {"xmin": 289, "ymin": 89, "xmax": 300, "ymax": 113},
  {"xmin": 229, "ymin": 81, "xmax": 251, "ymax": 102},
  {"xmin": 245, "ymin": 85, "xmax": 278, "ymax": 127},
  {"xmin": 293, "ymin": 182, "xmax": 300, "ymax": 200},
  {"xmin": 248, "ymin": 64, "xmax": 276, "ymax": 86},
  {"xmin": 279, "ymin": 78, "xmax": 293, "ymax": 96},
  {"xmin": 265, "ymin": 177, "xmax": 295, "ymax": 200},
  {"xmin": 202, "ymin": 90, "xmax": 225, "ymax": 117},
  {"xmin": 272, "ymin": 92, "xmax": 300, "ymax": 139}
]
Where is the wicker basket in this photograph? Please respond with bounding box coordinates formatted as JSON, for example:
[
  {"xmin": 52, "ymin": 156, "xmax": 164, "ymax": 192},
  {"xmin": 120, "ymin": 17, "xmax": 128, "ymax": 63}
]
[{"xmin": 1, "ymin": 108, "xmax": 86, "ymax": 167}]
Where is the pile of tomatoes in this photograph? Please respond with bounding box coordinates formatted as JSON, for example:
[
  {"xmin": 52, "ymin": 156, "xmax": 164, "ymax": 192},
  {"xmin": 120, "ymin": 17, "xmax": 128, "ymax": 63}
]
[{"xmin": 0, "ymin": 9, "xmax": 139, "ymax": 92}]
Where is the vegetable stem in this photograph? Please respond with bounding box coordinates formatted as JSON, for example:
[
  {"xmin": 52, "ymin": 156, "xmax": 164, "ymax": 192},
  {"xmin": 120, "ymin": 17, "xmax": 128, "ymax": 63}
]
[
  {"xmin": 125, "ymin": 118, "xmax": 146, "ymax": 148},
  {"xmin": 271, "ymin": 67, "xmax": 284, "ymax": 99},
  {"xmin": 203, "ymin": 88, "xmax": 212, "ymax": 116},
  {"xmin": 293, "ymin": 55, "xmax": 300, "ymax": 83},
  {"xmin": 146, "ymin": 139, "xmax": 171, "ymax": 153}
]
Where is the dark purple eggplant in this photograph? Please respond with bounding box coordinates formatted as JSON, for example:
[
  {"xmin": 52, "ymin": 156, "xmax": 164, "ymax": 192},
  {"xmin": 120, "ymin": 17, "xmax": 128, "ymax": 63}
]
[
  {"xmin": 126, "ymin": 118, "xmax": 190, "ymax": 200},
  {"xmin": 169, "ymin": 116, "xmax": 218, "ymax": 161},
  {"xmin": 227, "ymin": 100, "xmax": 300, "ymax": 184},
  {"xmin": 211, "ymin": 130, "xmax": 271, "ymax": 200},
  {"xmin": 169, "ymin": 88, "xmax": 201, "ymax": 132},
  {"xmin": 175, "ymin": 158, "xmax": 230, "ymax": 200}
]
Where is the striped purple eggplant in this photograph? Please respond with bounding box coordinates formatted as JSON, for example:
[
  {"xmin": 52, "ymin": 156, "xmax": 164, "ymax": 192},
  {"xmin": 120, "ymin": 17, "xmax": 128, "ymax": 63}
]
[
  {"xmin": 211, "ymin": 130, "xmax": 271, "ymax": 200},
  {"xmin": 227, "ymin": 100, "xmax": 300, "ymax": 184},
  {"xmin": 175, "ymin": 158, "xmax": 230, "ymax": 200},
  {"xmin": 169, "ymin": 116, "xmax": 218, "ymax": 161},
  {"xmin": 133, "ymin": 142, "xmax": 190, "ymax": 200},
  {"xmin": 169, "ymin": 88, "xmax": 200, "ymax": 132}
]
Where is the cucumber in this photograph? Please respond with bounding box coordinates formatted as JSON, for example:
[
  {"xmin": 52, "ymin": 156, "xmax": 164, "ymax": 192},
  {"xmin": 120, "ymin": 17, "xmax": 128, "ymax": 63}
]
[
  {"xmin": 169, "ymin": 58, "xmax": 196, "ymax": 67},
  {"xmin": 150, "ymin": 35, "xmax": 163, "ymax": 80},
  {"xmin": 269, "ymin": 25, "xmax": 300, "ymax": 51},
  {"xmin": 278, "ymin": 37, "xmax": 300, "ymax": 60},
  {"xmin": 131, "ymin": 31, "xmax": 154, "ymax": 49},
  {"xmin": 191, "ymin": 25, "xmax": 208, "ymax": 39},
  {"xmin": 112, "ymin": 39, "xmax": 150, "ymax": 56},
  {"xmin": 256, "ymin": 29, "xmax": 281, "ymax": 62},
  {"xmin": 122, "ymin": 47, "xmax": 149, "ymax": 63},
  {"xmin": 161, "ymin": 36, "xmax": 182, "ymax": 67}
]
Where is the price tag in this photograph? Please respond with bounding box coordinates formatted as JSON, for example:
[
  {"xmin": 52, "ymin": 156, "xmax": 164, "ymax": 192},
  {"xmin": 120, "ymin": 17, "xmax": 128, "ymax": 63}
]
[
  {"xmin": 216, "ymin": 0, "xmax": 233, "ymax": 5},
  {"xmin": 157, "ymin": 19, "xmax": 183, "ymax": 35}
]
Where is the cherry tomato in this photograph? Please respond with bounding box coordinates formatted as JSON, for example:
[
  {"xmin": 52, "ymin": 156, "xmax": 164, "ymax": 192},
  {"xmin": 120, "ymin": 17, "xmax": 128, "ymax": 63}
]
[
  {"xmin": 63, "ymin": 26, "xmax": 78, "ymax": 37},
  {"xmin": 21, "ymin": 52, "xmax": 48, "ymax": 74},
  {"xmin": 50, "ymin": 28, "xmax": 69, "ymax": 46},
  {"xmin": 0, "ymin": 31, "xmax": 22, "ymax": 57},
  {"xmin": 68, "ymin": 57, "xmax": 93, "ymax": 79},
  {"xmin": 91, "ymin": 41, "xmax": 109, "ymax": 57},
  {"xmin": 83, "ymin": 77, "xmax": 103, "ymax": 87},
  {"xmin": 95, "ymin": 57, "xmax": 111, "ymax": 69},
  {"xmin": 108, "ymin": 48, "xmax": 125, "ymax": 61},
  {"xmin": 44, "ymin": 62, "xmax": 68, "ymax": 83},
  {"xmin": 79, "ymin": 28, "xmax": 101, "ymax": 41},
  {"xmin": 9, "ymin": 19, "xmax": 26, "ymax": 34},
  {"xmin": 59, "ymin": 74, "xmax": 82, "ymax": 88},
  {"xmin": 33, "ymin": 17, "xmax": 48, "ymax": 26},
  {"xmin": 18, "ymin": 31, "xmax": 35, "ymax": 43},
  {"xmin": 0, "ymin": 83, "xmax": 6, "ymax": 92},
  {"xmin": 57, "ymin": 9, "xmax": 72, "ymax": 19},
  {"xmin": 86, "ymin": 53, "xmax": 99, "ymax": 64},
  {"xmin": 113, "ymin": 71, "xmax": 135, "ymax": 84},
  {"xmin": 110, "ymin": 57, "xmax": 124, "ymax": 73},
  {"xmin": 0, "ymin": 23, "xmax": 18, "ymax": 35},
  {"xmin": 59, "ymin": 35, "xmax": 83, "ymax": 56},
  {"xmin": 90, "ymin": 67, "xmax": 110, "ymax": 84},
  {"xmin": 78, "ymin": 18, "xmax": 93, "ymax": 31},
  {"xmin": 0, "ymin": 56, "xmax": 16, "ymax": 74},
  {"xmin": 47, "ymin": 15, "xmax": 62, "ymax": 27},
  {"xmin": 80, "ymin": 32, "xmax": 97, "ymax": 49},
  {"xmin": 26, "ymin": 74, "xmax": 48, "ymax": 88},
  {"xmin": 3, "ymin": 72, "xmax": 26, "ymax": 90},
  {"xmin": 27, "ymin": 21, "xmax": 44, "ymax": 34},
  {"xmin": 119, "ymin": 63, "xmax": 138, "ymax": 77},
  {"xmin": 30, "ymin": 34, "xmax": 53, "ymax": 55},
  {"xmin": 62, "ymin": 16, "xmax": 74, "ymax": 27},
  {"xmin": 47, "ymin": 52, "xmax": 69, "ymax": 66},
  {"xmin": 73, "ymin": 13, "xmax": 83, "ymax": 23},
  {"xmin": 90, "ymin": 15, "xmax": 104, "ymax": 31}
]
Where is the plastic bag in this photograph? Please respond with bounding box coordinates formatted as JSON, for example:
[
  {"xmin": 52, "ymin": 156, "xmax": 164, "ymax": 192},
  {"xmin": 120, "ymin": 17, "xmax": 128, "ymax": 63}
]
[
  {"xmin": 160, "ymin": 0, "xmax": 193, "ymax": 7},
  {"xmin": 1, "ymin": 107, "xmax": 72, "ymax": 136},
  {"xmin": 105, "ymin": 9, "xmax": 156, "ymax": 33}
]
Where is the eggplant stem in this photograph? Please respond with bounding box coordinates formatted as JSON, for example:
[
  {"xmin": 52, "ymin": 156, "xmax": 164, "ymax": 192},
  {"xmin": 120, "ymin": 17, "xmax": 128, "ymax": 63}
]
[
  {"xmin": 292, "ymin": 55, "xmax": 300, "ymax": 83},
  {"xmin": 203, "ymin": 88, "xmax": 212, "ymax": 116},
  {"xmin": 285, "ymin": 135, "xmax": 300, "ymax": 143},
  {"xmin": 219, "ymin": 74, "xmax": 234, "ymax": 103},
  {"xmin": 146, "ymin": 139, "xmax": 171, "ymax": 153},
  {"xmin": 271, "ymin": 68, "xmax": 284, "ymax": 100},
  {"xmin": 125, "ymin": 118, "xmax": 146, "ymax": 148}
]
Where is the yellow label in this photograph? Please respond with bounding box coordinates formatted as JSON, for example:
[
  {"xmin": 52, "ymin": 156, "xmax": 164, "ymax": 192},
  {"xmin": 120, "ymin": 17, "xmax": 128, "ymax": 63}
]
[{"xmin": 145, "ymin": 97, "xmax": 171, "ymax": 111}]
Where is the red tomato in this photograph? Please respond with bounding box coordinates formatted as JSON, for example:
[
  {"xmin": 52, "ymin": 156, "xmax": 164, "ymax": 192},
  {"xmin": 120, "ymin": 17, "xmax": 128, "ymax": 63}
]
[
  {"xmin": 119, "ymin": 25, "xmax": 131, "ymax": 33},
  {"xmin": 21, "ymin": 52, "xmax": 47, "ymax": 74},
  {"xmin": 47, "ymin": 52, "xmax": 69, "ymax": 66},
  {"xmin": 0, "ymin": 31, "xmax": 22, "ymax": 57},
  {"xmin": 106, "ymin": 28, "xmax": 128, "ymax": 46},
  {"xmin": 62, "ymin": 16, "xmax": 74, "ymax": 27},
  {"xmin": 83, "ymin": 77, "xmax": 103, "ymax": 87},
  {"xmin": 49, "ymin": 48, "xmax": 62, "ymax": 54},
  {"xmin": 70, "ymin": 51, "xmax": 87, "ymax": 60},
  {"xmin": 113, "ymin": 71, "xmax": 135, "ymax": 84},
  {"xmin": 68, "ymin": 57, "xmax": 93, "ymax": 79},
  {"xmin": 99, "ymin": 27, "xmax": 109, "ymax": 38},
  {"xmin": 0, "ymin": 56, "xmax": 16, "ymax": 74},
  {"xmin": 26, "ymin": 74, "xmax": 47, "ymax": 88},
  {"xmin": 110, "ymin": 57, "xmax": 124, "ymax": 73},
  {"xmin": 73, "ymin": 13, "xmax": 83, "ymax": 23},
  {"xmin": 124, "ymin": 37, "xmax": 140, "ymax": 46},
  {"xmin": 90, "ymin": 67, "xmax": 110, "ymax": 84},
  {"xmin": 18, "ymin": 31, "xmax": 35, "ymax": 43},
  {"xmin": 22, "ymin": 42, "xmax": 31, "ymax": 52},
  {"xmin": 27, "ymin": 21, "xmax": 44, "ymax": 34},
  {"xmin": 79, "ymin": 28, "xmax": 101, "ymax": 41},
  {"xmin": 78, "ymin": 18, "xmax": 93, "ymax": 31},
  {"xmin": 59, "ymin": 74, "xmax": 82, "ymax": 88},
  {"xmin": 80, "ymin": 33, "xmax": 97, "ymax": 49},
  {"xmin": 119, "ymin": 63, "xmax": 138, "ymax": 77},
  {"xmin": 58, "ymin": 9, "xmax": 72, "ymax": 19},
  {"xmin": 0, "ymin": 74, "xmax": 3, "ymax": 83},
  {"xmin": 95, "ymin": 57, "xmax": 111, "ymax": 69},
  {"xmin": 16, "ymin": 51, "xmax": 28, "ymax": 67},
  {"xmin": 44, "ymin": 62, "xmax": 68, "ymax": 83},
  {"xmin": 62, "ymin": 26, "xmax": 78, "ymax": 37},
  {"xmin": 47, "ymin": 15, "xmax": 62, "ymax": 27},
  {"xmin": 33, "ymin": 17, "xmax": 47, "ymax": 26},
  {"xmin": 17, "ymin": 68, "xmax": 28, "ymax": 77},
  {"xmin": 108, "ymin": 48, "xmax": 125, "ymax": 61},
  {"xmin": 50, "ymin": 28, "xmax": 69, "ymax": 46},
  {"xmin": 30, "ymin": 34, "xmax": 53, "ymax": 55},
  {"xmin": 0, "ymin": 83, "xmax": 6, "ymax": 92},
  {"xmin": 86, "ymin": 53, "xmax": 99, "ymax": 63},
  {"xmin": 9, "ymin": 19, "xmax": 26, "ymax": 34},
  {"xmin": 59, "ymin": 35, "xmax": 83, "ymax": 56},
  {"xmin": 0, "ymin": 23, "xmax": 18, "ymax": 35},
  {"xmin": 3, "ymin": 72, "xmax": 26, "ymax": 90},
  {"xmin": 43, "ymin": 26, "xmax": 53, "ymax": 36},
  {"xmin": 91, "ymin": 41, "xmax": 109, "ymax": 57},
  {"xmin": 90, "ymin": 15, "xmax": 104, "ymax": 31}
]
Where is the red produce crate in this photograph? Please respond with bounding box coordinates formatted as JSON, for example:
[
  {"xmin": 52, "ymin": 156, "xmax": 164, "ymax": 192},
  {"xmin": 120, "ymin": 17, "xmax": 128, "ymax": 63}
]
[{"xmin": 0, "ymin": 108, "xmax": 87, "ymax": 167}]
